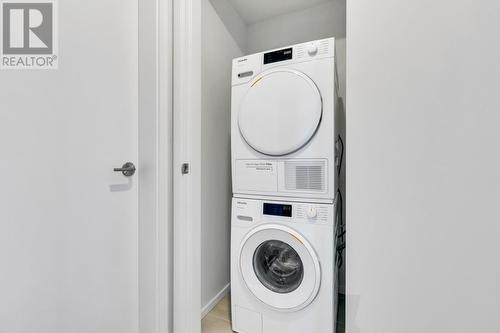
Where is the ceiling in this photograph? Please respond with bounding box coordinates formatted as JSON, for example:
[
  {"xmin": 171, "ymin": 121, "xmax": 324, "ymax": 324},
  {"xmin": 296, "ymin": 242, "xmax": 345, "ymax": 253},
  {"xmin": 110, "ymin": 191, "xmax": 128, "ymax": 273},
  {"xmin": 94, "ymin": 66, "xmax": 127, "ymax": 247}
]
[{"xmin": 227, "ymin": 0, "xmax": 333, "ymax": 24}]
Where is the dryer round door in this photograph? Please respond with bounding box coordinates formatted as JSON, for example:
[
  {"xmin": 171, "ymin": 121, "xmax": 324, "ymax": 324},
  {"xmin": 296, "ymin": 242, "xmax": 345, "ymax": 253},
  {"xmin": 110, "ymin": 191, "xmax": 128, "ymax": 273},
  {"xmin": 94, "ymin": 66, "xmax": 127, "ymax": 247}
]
[
  {"xmin": 238, "ymin": 69, "xmax": 323, "ymax": 156},
  {"xmin": 239, "ymin": 224, "xmax": 321, "ymax": 311}
]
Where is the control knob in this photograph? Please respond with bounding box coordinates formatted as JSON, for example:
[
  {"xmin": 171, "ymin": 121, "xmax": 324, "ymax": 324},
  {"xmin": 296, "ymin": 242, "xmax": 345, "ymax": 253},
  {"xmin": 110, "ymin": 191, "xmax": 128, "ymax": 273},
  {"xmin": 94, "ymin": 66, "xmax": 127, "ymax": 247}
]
[
  {"xmin": 307, "ymin": 44, "xmax": 318, "ymax": 56},
  {"xmin": 306, "ymin": 206, "xmax": 317, "ymax": 219}
]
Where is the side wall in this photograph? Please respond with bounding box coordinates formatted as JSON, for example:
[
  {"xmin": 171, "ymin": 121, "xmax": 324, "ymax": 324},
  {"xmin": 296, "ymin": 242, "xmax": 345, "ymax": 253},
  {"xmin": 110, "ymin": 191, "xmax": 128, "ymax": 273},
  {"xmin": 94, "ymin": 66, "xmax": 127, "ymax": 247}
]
[
  {"xmin": 209, "ymin": 0, "xmax": 248, "ymax": 52},
  {"xmin": 201, "ymin": 0, "xmax": 244, "ymax": 313},
  {"xmin": 347, "ymin": 1, "xmax": 500, "ymax": 332}
]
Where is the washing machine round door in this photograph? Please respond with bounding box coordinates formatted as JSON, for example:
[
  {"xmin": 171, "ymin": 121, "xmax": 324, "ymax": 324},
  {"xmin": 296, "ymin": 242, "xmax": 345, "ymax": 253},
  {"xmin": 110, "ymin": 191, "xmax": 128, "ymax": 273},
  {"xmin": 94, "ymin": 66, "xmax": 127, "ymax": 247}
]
[
  {"xmin": 238, "ymin": 68, "xmax": 322, "ymax": 156},
  {"xmin": 239, "ymin": 224, "xmax": 321, "ymax": 311}
]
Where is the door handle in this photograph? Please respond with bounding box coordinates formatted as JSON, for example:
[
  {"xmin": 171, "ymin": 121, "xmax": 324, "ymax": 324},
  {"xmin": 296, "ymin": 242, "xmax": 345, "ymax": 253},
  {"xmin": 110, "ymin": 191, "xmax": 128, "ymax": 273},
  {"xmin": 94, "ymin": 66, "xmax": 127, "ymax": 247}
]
[{"xmin": 114, "ymin": 162, "xmax": 136, "ymax": 177}]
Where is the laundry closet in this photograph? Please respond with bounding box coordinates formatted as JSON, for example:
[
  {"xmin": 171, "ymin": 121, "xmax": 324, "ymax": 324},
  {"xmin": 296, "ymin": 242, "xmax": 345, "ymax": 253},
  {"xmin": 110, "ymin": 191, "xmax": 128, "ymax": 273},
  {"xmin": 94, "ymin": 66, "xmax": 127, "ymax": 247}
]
[{"xmin": 199, "ymin": 1, "xmax": 346, "ymax": 332}]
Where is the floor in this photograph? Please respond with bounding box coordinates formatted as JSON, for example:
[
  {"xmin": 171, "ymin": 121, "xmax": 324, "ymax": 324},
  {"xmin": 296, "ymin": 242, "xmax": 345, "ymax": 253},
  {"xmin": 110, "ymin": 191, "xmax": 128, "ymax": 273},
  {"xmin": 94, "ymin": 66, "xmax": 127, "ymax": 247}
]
[
  {"xmin": 201, "ymin": 293, "xmax": 346, "ymax": 333},
  {"xmin": 202, "ymin": 294, "xmax": 233, "ymax": 333}
]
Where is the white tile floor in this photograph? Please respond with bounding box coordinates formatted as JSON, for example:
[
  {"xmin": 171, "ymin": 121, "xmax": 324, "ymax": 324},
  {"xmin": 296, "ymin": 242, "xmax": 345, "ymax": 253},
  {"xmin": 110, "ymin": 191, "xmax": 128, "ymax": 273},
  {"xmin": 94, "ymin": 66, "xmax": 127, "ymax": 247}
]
[{"xmin": 202, "ymin": 294, "xmax": 233, "ymax": 333}]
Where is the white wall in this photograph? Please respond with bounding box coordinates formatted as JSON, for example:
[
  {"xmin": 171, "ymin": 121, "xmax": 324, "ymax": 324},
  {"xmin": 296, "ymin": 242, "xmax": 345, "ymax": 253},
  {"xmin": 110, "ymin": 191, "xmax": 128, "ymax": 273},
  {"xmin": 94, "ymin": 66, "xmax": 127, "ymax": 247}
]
[
  {"xmin": 247, "ymin": 0, "xmax": 346, "ymax": 98},
  {"xmin": 209, "ymin": 0, "xmax": 248, "ymax": 52},
  {"xmin": 347, "ymin": 1, "xmax": 500, "ymax": 332},
  {"xmin": 201, "ymin": 0, "xmax": 243, "ymax": 312}
]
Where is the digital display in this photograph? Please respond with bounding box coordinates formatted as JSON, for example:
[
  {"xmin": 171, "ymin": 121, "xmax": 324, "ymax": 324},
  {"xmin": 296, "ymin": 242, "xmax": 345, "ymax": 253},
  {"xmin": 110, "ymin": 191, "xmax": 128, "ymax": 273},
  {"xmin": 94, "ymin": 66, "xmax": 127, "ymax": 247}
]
[
  {"xmin": 263, "ymin": 48, "xmax": 293, "ymax": 64},
  {"xmin": 263, "ymin": 203, "xmax": 292, "ymax": 217}
]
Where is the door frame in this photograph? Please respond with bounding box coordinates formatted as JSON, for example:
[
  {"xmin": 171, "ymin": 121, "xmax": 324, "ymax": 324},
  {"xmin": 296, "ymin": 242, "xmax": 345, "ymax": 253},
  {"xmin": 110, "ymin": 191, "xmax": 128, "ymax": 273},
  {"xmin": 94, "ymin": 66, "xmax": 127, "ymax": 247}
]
[
  {"xmin": 172, "ymin": 0, "xmax": 202, "ymax": 332},
  {"xmin": 138, "ymin": 0, "xmax": 173, "ymax": 332}
]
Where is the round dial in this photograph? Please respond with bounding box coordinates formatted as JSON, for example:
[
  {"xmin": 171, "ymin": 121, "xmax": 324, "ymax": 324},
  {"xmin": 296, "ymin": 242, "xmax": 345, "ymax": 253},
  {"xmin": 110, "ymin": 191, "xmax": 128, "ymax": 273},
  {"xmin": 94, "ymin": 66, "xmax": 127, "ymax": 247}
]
[
  {"xmin": 307, "ymin": 45, "xmax": 318, "ymax": 56},
  {"xmin": 306, "ymin": 206, "xmax": 317, "ymax": 219}
]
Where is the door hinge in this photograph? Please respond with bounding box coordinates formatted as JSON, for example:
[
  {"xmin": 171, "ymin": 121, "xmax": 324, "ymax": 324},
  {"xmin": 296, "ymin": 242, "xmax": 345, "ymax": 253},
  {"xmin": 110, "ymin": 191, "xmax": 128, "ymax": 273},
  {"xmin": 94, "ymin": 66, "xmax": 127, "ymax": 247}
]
[{"xmin": 181, "ymin": 163, "xmax": 190, "ymax": 175}]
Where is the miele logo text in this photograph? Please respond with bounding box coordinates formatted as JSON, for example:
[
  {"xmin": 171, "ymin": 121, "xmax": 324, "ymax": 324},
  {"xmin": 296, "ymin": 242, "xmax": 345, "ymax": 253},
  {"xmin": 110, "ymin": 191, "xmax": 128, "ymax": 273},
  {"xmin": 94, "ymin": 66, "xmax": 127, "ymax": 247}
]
[{"xmin": 1, "ymin": 0, "xmax": 58, "ymax": 69}]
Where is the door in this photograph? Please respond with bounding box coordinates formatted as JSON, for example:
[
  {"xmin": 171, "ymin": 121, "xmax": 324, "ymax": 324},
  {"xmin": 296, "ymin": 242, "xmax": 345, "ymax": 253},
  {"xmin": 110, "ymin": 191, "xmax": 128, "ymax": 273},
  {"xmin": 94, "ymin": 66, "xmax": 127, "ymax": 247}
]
[
  {"xmin": 238, "ymin": 68, "xmax": 323, "ymax": 156},
  {"xmin": 239, "ymin": 224, "xmax": 321, "ymax": 311},
  {"xmin": 0, "ymin": 0, "xmax": 139, "ymax": 332}
]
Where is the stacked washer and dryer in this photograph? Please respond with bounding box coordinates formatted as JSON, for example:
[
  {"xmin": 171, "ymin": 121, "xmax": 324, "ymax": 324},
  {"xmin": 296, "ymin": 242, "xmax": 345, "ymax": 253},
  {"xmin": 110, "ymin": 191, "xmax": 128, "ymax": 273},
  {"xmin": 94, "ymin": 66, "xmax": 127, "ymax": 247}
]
[{"xmin": 230, "ymin": 37, "xmax": 343, "ymax": 333}]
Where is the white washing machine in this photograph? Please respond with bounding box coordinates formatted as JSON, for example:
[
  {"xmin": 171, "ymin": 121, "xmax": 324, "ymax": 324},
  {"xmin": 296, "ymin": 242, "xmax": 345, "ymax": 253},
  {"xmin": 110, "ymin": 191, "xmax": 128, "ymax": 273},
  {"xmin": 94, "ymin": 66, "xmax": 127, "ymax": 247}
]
[
  {"xmin": 231, "ymin": 38, "xmax": 341, "ymax": 202},
  {"xmin": 231, "ymin": 197, "xmax": 337, "ymax": 333}
]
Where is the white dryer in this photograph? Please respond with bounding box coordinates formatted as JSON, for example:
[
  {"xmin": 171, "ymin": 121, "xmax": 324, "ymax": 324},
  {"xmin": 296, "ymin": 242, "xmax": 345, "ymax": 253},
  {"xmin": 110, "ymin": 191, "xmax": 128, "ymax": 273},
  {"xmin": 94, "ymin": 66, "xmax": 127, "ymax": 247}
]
[
  {"xmin": 231, "ymin": 38, "xmax": 341, "ymax": 201},
  {"xmin": 231, "ymin": 197, "xmax": 337, "ymax": 333}
]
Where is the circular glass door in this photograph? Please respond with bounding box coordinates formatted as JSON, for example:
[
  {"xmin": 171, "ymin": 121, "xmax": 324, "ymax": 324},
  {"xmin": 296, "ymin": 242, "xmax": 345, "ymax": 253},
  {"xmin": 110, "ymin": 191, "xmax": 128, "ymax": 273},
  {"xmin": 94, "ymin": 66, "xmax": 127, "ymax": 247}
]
[
  {"xmin": 238, "ymin": 69, "xmax": 322, "ymax": 156},
  {"xmin": 253, "ymin": 240, "xmax": 304, "ymax": 294},
  {"xmin": 239, "ymin": 224, "xmax": 321, "ymax": 311}
]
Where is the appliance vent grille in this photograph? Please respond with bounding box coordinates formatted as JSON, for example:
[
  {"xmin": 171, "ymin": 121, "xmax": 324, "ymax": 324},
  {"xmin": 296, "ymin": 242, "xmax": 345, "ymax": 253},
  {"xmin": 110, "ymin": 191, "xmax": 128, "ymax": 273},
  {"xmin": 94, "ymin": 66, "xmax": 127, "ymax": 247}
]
[{"xmin": 285, "ymin": 161, "xmax": 326, "ymax": 192}]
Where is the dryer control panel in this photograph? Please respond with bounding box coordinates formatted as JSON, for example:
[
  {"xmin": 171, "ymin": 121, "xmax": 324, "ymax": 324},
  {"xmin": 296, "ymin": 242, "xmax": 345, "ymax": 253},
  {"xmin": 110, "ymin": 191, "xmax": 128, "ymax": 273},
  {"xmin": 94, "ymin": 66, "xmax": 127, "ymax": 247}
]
[{"xmin": 232, "ymin": 37, "xmax": 335, "ymax": 86}]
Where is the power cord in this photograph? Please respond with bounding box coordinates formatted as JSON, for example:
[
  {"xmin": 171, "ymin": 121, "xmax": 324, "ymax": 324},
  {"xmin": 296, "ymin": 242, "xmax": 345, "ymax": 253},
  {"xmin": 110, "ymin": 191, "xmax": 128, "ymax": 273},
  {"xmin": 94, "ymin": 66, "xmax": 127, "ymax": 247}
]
[
  {"xmin": 337, "ymin": 135, "xmax": 344, "ymax": 177},
  {"xmin": 335, "ymin": 189, "xmax": 345, "ymax": 269}
]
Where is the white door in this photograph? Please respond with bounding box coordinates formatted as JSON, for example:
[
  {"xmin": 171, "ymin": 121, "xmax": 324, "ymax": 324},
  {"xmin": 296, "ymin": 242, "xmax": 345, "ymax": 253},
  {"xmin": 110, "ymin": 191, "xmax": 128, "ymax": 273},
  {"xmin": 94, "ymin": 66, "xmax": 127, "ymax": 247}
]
[
  {"xmin": 0, "ymin": 1, "xmax": 139, "ymax": 332},
  {"xmin": 238, "ymin": 68, "xmax": 323, "ymax": 156}
]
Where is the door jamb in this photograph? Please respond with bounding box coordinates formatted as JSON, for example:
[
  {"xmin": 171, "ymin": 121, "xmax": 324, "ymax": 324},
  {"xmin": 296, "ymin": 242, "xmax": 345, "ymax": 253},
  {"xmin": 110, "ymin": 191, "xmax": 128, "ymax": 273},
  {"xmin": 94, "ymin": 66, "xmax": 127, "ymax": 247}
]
[
  {"xmin": 173, "ymin": 0, "xmax": 202, "ymax": 332},
  {"xmin": 139, "ymin": 0, "xmax": 173, "ymax": 331}
]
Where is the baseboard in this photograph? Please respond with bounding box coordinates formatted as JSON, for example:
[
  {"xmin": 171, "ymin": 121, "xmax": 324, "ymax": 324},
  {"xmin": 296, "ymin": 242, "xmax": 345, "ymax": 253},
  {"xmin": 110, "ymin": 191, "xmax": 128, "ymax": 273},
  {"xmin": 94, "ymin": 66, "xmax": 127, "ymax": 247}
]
[{"xmin": 201, "ymin": 283, "xmax": 231, "ymax": 319}]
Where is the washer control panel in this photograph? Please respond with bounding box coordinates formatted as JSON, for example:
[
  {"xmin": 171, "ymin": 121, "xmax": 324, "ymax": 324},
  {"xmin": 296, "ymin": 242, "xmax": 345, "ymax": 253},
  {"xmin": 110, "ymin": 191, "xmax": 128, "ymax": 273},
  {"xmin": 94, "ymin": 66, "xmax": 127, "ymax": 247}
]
[
  {"xmin": 295, "ymin": 204, "xmax": 330, "ymax": 223},
  {"xmin": 233, "ymin": 197, "xmax": 333, "ymax": 226}
]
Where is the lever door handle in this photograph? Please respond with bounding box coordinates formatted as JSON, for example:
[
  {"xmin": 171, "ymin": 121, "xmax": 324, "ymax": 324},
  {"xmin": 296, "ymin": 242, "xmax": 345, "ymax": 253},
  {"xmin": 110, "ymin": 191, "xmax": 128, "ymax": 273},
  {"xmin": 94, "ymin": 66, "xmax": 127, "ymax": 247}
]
[{"xmin": 114, "ymin": 162, "xmax": 136, "ymax": 177}]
